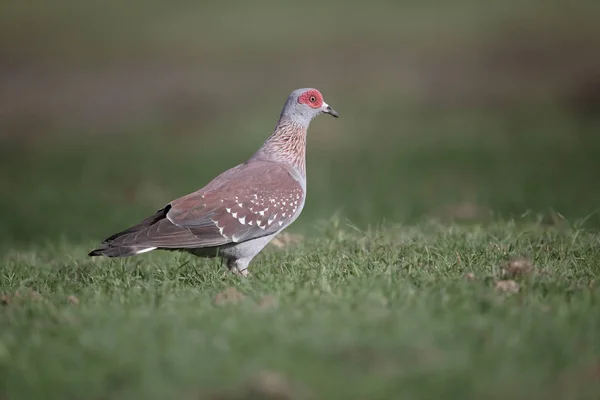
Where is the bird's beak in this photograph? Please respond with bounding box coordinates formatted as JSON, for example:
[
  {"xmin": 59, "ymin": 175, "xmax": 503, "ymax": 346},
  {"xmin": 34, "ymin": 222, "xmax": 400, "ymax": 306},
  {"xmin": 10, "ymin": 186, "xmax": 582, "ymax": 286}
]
[{"xmin": 322, "ymin": 102, "xmax": 339, "ymax": 118}]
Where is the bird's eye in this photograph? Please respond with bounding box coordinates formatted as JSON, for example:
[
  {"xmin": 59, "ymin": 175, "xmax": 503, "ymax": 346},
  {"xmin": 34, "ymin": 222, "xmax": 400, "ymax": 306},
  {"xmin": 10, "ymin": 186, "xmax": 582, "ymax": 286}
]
[{"xmin": 309, "ymin": 96, "xmax": 316, "ymax": 102}]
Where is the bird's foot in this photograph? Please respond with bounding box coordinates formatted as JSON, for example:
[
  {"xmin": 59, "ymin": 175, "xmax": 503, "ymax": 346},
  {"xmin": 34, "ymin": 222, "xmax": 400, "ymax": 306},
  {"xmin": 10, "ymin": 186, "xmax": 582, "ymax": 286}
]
[
  {"xmin": 226, "ymin": 258, "xmax": 251, "ymax": 277},
  {"xmin": 231, "ymin": 267, "xmax": 249, "ymax": 277}
]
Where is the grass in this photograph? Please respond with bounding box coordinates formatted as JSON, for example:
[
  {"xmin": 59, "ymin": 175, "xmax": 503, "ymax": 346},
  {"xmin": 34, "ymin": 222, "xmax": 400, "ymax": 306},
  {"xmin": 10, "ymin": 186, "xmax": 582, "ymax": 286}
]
[
  {"xmin": 2, "ymin": 0, "xmax": 600, "ymax": 398},
  {"xmin": 1, "ymin": 222, "xmax": 600, "ymax": 399},
  {"xmin": 1, "ymin": 107, "xmax": 600, "ymax": 399}
]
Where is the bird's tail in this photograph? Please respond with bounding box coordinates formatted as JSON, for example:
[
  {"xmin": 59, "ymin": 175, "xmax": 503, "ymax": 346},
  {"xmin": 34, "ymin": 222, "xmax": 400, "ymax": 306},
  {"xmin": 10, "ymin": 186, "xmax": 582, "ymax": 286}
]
[
  {"xmin": 89, "ymin": 205, "xmax": 203, "ymax": 257},
  {"xmin": 88, "ymin": 246, "xmax": 157, "ymax": 257},
  {"xmin": 89, "ymin": 206, "xmax": 169, "ymax": 258}
]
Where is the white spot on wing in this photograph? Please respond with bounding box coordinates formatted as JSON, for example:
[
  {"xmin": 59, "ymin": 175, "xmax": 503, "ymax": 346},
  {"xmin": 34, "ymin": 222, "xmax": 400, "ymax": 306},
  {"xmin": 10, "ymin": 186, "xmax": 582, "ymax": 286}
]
[
  {"xmin": 226, "ymin": 207, "xmax": 231, "ymax": 213},
  {"xmin": 238, "ymin": 216, "xmax": 246, "ymax": 225},
  {"xmin": 232, "ymin": 212, "xmax": 238, "ymax": 218},
  {"xmin": 211, "ymin": 218, "xmax": 226, "ymax": 237}
]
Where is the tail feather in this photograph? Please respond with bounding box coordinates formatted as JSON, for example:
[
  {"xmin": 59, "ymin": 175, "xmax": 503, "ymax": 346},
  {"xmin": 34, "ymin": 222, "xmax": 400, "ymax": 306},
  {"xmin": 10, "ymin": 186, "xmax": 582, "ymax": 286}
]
[
  {"xmin": 102, "ymin": 206, "xmax": 170, "ymax": 244},
  {"xmin": 89, "ymin": 206, "xmax": 169, "ymax": 258},
  {"xmin": 89, "ymin": 246, "xmax": 157, "ymax": 257},
  {"xmin": 89, "ymin": 204, "xmax": 203, "ymax": 258}
]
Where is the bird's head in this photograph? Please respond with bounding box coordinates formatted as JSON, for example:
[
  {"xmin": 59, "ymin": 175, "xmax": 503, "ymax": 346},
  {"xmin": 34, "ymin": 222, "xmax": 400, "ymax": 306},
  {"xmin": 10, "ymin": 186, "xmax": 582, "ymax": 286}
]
[{"xmin": 280, "ymin": 88, "xmax": 339, "ymax": 125}]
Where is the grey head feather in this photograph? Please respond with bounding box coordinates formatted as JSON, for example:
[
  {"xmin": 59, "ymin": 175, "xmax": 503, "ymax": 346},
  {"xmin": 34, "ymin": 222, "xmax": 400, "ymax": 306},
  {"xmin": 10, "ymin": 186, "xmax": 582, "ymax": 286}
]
[{"xmin": 279, "ymin": 88, "xmax": 322, "ymax": 127}]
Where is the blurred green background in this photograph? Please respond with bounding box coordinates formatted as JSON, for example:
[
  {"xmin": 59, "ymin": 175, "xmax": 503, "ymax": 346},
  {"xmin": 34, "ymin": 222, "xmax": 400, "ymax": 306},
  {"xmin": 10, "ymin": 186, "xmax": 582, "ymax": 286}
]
[
  {"xmin": 2, "ymin": 2, "xmax": 600, "ymax": 399},
  {"xmin": 1, "ymin": 0, "xmax": 599, "ymax": 245}
]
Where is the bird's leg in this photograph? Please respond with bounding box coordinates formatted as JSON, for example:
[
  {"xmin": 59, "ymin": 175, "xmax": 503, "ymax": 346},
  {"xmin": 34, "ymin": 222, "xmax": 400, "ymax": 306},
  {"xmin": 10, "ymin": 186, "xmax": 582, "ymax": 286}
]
[
  {"xmin": 226, "ymin": 258, "xmax": 250, "ymax": 277},
  {"xmin": 234, "ymin": 268, "xmax": 249, "ymax": 277}
]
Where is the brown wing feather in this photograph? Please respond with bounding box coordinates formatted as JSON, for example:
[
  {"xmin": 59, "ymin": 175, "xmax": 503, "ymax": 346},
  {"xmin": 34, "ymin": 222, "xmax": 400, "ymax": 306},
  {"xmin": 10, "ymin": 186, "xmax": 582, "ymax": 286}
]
[
  {"xmin": 97, "ymin": 206, "xmax": 215, "ymax": 249},
  {"xmin": 167, "ymin": 161, "xmax": 304, "ymax": 243},
  {"xmin": 94, "ymin": 160, "xmax": 304, "ymax": 252}
]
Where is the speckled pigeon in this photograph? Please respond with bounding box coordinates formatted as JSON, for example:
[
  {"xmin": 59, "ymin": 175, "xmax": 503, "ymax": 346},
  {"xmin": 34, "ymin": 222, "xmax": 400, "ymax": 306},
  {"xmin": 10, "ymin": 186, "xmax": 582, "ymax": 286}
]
[{"xmin": 89, "ymin": 88, "xmax": 338, "ymax": 275}]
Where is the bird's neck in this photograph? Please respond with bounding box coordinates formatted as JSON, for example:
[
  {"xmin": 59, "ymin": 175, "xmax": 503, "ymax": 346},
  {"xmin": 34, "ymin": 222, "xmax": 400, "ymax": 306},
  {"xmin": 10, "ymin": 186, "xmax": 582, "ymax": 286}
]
[{"xmin": 252, "ymin": 117, "xmax": 308, "ymax": 178}]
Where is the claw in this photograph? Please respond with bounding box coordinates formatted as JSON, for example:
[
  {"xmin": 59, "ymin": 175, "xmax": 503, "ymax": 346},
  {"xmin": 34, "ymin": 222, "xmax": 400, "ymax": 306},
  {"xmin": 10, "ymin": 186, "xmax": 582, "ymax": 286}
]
[{"xmin": 231, "ymin": 267, "xmax": 249, "ymax": 277}]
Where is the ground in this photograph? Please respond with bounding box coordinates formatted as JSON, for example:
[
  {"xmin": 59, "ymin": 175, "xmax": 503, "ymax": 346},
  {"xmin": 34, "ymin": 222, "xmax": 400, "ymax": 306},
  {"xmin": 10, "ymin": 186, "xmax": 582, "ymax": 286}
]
[{"xmin": 1, "ymin": 1, "xmax": 600, "ymax": 399}]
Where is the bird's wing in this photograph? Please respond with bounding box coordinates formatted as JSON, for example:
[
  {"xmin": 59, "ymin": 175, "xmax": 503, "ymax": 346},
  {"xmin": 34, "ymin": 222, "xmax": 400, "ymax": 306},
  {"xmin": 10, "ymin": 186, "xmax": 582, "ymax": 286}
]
[
  {"xmin": 98, "ymin": 206, "xmax": 211, "ymax": 249},
  {"xmin": 166, "ymin": 160, "xmax": 304, "ymax": 246},
  {"xmin": 100, "ymin": 161, "xmax": 305, "ymax": 250}
]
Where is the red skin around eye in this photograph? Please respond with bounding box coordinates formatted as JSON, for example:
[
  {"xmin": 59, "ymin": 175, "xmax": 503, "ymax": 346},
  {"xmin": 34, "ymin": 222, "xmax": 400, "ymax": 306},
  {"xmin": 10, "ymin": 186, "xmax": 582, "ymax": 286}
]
[{"xmin": 298, "ymin": 90, "xmax": 323, "ymax": 109}]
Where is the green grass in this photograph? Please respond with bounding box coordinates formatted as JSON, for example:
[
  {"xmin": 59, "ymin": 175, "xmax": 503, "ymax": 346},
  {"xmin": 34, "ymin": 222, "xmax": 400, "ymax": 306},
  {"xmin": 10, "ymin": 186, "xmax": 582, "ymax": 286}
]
[
  {"xmin": 1, "ymin": 107, "xmax": 600, "ymax": 399},
  {"xmin": 1, "ymin": 222, "xmax": 600, "ymax": 399}
]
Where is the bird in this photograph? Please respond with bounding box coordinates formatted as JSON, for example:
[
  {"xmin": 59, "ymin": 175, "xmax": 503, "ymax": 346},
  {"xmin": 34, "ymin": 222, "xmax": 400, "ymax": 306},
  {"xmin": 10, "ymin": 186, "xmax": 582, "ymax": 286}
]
[{"xmin": 89, "ymin": 88, "xmax": 339, "ymax": 276}]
